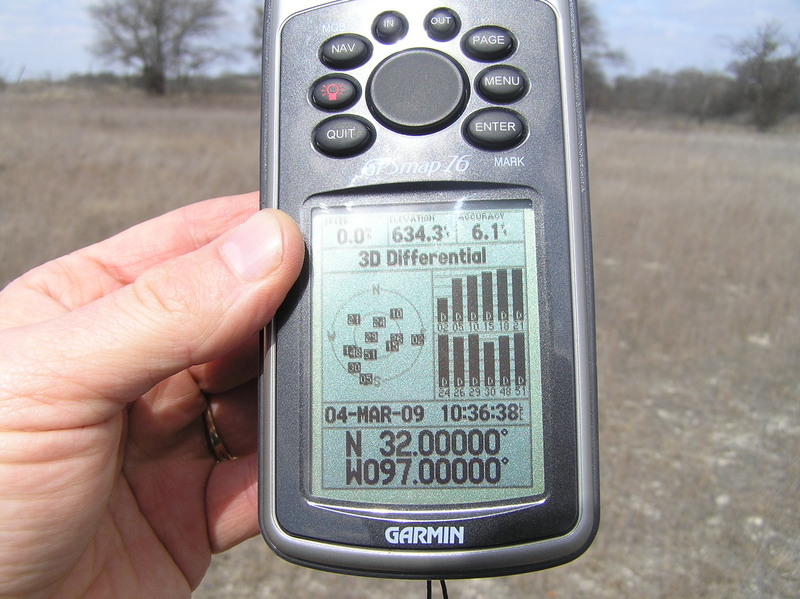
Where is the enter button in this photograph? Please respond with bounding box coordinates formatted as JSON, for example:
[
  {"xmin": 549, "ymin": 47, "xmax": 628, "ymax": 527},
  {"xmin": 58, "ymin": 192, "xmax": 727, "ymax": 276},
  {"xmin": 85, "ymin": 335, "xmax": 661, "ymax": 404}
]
[{"xmin": 464, "ymin": 109, "xmax": 526, "ymax": 150}]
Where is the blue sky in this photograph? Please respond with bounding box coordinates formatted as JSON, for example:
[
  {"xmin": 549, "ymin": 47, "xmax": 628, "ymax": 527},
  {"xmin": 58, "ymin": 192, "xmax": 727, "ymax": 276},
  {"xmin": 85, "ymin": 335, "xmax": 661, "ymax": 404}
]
[
  {"xmin": 1, "ymin": 0, "xmax": 798, "ymax": 80},
  {"xmin": 600, "ymin": 0, "xmax": 800, "ymax": 76},
  {"xmin": 0, "ymin": 0, "xmax": 260, "ymax": 79}
]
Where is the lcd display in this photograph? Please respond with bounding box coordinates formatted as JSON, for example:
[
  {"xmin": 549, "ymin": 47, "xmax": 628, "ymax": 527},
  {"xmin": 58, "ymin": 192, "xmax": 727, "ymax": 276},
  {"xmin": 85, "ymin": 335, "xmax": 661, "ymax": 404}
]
[{"xmin": 310, "ymin": 202, "xmax": 544, "ymax": 505}]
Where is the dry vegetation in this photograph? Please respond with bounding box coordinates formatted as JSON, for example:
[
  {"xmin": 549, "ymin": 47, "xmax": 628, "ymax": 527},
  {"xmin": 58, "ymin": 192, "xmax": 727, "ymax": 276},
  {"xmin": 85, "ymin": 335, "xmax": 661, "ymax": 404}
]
[
  {"xmin": 0, "ymin": 83, "xmax": 261, "ymax": 288},
  {"xmin": 1, "ymin": 85, "xmax": 798, "ymax": 598}
]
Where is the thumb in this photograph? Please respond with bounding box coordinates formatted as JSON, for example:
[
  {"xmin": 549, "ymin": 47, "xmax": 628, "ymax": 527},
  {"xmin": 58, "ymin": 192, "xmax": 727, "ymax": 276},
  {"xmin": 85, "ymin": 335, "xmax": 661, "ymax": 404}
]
[{"xmin": 0, "ymin": 209, "xmax": 304, "ymax": 430}]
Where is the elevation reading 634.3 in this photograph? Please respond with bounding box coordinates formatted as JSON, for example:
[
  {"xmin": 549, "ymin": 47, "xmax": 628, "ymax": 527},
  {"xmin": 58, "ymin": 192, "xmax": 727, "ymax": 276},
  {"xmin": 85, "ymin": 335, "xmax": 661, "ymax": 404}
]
[{"xmin": 310, "ymin": 202, "xmax": 545, "ymax": 505}]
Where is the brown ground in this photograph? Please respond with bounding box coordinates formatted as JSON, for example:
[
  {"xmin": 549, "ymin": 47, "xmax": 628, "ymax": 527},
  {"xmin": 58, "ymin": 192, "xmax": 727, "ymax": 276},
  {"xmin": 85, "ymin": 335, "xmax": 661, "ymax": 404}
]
[{"xmin": 1, "ymin": 86, "xmax": 798, "ymax": 598}]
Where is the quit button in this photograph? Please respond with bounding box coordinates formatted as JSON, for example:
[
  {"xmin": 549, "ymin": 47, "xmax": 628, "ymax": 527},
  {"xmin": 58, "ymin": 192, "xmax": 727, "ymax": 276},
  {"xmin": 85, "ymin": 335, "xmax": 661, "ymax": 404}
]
[
  {"xmin": 314, "ymin": 115, "xmax": 375, "ymax": 157},
  {"xmin": 464, "ymin": 109, "xmax": 526, "ymax": 151}
]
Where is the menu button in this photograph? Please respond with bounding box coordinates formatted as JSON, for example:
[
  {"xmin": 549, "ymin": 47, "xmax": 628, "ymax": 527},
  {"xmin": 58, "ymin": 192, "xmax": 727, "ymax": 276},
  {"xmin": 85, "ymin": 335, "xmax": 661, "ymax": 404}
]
[{"xmin": 477, "ymin": 66, "xmax": 527, "ymax": 103}]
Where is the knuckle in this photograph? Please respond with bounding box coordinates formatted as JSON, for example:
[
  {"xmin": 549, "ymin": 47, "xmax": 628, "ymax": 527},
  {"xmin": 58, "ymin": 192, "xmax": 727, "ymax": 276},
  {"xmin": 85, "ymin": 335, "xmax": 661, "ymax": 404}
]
[{"xmin": 130, "ymin": 264, "xmax": 197, "ymax": 325}]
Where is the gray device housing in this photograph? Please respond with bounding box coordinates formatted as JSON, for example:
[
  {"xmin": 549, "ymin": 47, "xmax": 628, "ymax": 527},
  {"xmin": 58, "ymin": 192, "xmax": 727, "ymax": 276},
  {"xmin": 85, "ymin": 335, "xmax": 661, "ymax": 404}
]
[{"xmin": 259, "ymin": 0, "xmax": 598, "ymax": 579}]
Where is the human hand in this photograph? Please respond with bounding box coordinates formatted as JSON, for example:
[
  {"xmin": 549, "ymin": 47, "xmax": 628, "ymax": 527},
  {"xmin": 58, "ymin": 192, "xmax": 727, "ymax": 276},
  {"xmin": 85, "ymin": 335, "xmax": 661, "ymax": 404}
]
[{"xmin": 0, "ymin": 192, "xmax": 304, "ymax": 598}]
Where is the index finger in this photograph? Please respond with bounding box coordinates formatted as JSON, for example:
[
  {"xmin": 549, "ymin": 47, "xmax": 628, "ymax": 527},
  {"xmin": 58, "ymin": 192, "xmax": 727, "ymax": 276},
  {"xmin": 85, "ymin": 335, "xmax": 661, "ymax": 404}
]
[
  {"xmin": 81, "ymin": 191, "xmax": 259, "ymax": 284},
  {"xmin": 1, "ymin": 193, "xmax": 259, "ymax": 325}
]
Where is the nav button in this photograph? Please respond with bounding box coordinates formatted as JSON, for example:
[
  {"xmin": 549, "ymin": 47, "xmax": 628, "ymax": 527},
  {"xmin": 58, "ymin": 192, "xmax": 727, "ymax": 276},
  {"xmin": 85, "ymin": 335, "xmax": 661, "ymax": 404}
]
[
  {"xmin": 464, "ymin": 109, "xmax": 526, "ymax": 151},
  {"xmin": 314, "ymin": 115, "xmax": 375, "ymax": 158},
  {"xmin": 320, "ymin": 34, "xmax": 373, "ymax": 70}
]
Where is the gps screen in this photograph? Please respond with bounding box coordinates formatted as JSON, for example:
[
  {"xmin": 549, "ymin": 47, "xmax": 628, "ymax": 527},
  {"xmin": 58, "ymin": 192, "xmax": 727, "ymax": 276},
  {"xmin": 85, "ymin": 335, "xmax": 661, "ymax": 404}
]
[{"xmin": 309, "ymin": 201, "xmax": 545, "ymax": 505}]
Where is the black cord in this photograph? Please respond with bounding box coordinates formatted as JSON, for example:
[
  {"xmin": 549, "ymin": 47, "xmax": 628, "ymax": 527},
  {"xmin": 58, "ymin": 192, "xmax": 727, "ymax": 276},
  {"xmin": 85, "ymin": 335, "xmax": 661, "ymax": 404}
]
[{"xmin": 426, "ymin": 580, "xmax": 449, "ymax": 599}]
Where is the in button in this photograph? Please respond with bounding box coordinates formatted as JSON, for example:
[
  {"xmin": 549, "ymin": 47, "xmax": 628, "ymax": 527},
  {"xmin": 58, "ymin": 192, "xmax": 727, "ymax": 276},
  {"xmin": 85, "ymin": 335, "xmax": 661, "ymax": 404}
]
[{"xmin": 373, "ymin": 11, "xmax": 408, "ymax": 44}]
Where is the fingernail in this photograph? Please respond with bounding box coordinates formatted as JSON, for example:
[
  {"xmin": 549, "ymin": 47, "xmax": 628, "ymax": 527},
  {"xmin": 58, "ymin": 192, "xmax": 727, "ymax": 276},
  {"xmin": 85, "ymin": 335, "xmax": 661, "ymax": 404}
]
[{"xmin": 221, "ymin": 210, "xmax": 284, "ymax": 281}]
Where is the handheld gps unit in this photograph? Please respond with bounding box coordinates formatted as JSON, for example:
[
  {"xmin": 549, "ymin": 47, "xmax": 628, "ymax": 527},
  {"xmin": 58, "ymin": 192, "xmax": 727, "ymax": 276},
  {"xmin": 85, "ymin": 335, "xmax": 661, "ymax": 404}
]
[{"xmin": 258, "ymin": 0, "xmax": 598, "ymax": 579}]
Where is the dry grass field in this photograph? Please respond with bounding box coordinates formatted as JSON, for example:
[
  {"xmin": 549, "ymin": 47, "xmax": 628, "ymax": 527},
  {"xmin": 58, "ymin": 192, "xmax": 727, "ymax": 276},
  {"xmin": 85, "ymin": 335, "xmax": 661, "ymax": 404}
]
[{"xmin": 1, "ymin": 85, "xmax": 798, "ymax": 598}]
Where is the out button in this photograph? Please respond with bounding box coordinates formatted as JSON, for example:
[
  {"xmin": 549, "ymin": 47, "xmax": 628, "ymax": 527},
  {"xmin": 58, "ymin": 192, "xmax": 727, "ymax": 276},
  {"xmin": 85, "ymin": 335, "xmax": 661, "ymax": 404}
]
[
  {"xmin": 464, "ymin": 109, "xmax": 526, "ymax": 150},
  {"xmin": 425, "ymin": 8, "xmax": 461, "ymax": 42}
]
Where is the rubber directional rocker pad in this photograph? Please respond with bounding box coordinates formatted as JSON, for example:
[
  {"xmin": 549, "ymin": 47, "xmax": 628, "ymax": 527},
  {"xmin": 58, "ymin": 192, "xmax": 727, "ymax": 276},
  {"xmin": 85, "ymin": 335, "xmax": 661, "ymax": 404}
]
[{"xmin": 367, "ymin": 48, "xmax": 469, "ymax": 135}]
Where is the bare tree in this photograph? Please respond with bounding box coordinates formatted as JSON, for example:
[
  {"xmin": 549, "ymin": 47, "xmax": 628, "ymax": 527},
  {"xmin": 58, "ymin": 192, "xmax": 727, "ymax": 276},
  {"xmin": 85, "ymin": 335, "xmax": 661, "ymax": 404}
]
[
  {"xmin": 727, "ymin": 22, "xmax": 800, "ymax": 131},
  {"xmin": 250, "ymin": 1, "xmax": 265, "ymax": 59},
  {"xmin": 89, "ymin": 0, "xmax": 229, "ymax": 95},
  {"xmin": 577, "ymin": 1, "xmax": 625, "ymax": 111}
]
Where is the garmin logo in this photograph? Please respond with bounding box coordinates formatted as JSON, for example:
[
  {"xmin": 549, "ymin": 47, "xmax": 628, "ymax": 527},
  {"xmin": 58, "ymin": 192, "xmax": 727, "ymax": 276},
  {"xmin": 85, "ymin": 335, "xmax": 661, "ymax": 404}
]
[{"xmin": 384, "ymin": 526, "xmax": 465, "ymax": 546}]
